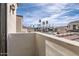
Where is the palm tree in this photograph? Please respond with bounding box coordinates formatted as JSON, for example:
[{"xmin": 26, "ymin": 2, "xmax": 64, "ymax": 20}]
[
  {"xmin": 46, "ymin": 21, "xmax": 48, "ymax": 32},
  {"xmin": 42, "ymin": 21, "xmax": 45, "ymax": 25},
  {"xmin": 46, "ymin": 20, "xmax": 48, "ymax": 24},
  {"xmin": 42, "ymin": 21, "xmax": 45, "ymax": 32},
  {"xmin": 38, "ymin": 19, "xmax": 41, "ymax": 31},
  {"xmin": 39, "ymin": 19, "xmax": 41, "ymax": 23}
]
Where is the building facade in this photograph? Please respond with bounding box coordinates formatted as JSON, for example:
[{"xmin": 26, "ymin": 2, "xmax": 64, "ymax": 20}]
[
  {"xmin": 16, "ymin": 15, "xmax": 23, "ymax": 32},
  {"xmin": 55, "ymin": 26, "xmax": 68, "ymax": 34},
  {"xmin": 68, "ymin": 20, "xmax": 79, "ymax": 32}
]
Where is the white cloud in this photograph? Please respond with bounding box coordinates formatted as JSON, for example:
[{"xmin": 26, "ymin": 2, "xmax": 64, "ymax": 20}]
[
  {"xmin": 21, "ymin": 3, "xmax": 79, "ymax": 27},
  {"xmin": 32, "ymin": 9, "xmax": 72, "ymax": 27}
]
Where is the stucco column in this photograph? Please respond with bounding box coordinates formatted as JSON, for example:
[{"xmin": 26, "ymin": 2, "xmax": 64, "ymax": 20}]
[{"xmin": 7, "ymin": 3, "xmax": 17, "ymax": 33}]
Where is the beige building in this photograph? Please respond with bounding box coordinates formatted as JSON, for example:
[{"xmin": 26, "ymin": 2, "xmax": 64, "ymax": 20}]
[
  {"xmin": 16, "ymin": 15, "xmax": 23, "ymax": 32},
  {"xmin": 55, "ymin": 20, "xmax": 79, "ymax": 33},
  {"xmin": 55, "ymin": 26, "xmax": 68, "ymax": 34},
  {"xmin": 27, "ymin": 28, "xmax": 35, "ymax": 32},
  {"xmin": 22, "ymin": 26, "xmax": 34, "ymax": 32},
  {"xmin": 68, "ymin": 20, "xmax": 79, "ymax": 32},
  {"xmin": 22, "ymin": 26, "xmax": 28, "ymax": 32}
]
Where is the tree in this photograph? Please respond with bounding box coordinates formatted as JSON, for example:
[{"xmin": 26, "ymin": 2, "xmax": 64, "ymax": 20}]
[
  {"xmin": 39, "ymin": 19, "xmax": 41, "ymax": 23},
  {"xmin": 46, "ymin": 21, "xmax": 48, "ymax": 32},
  {"xmin": 38, "ymin": 19, "xmax": 41, "ymax": 31},
  {"xmin": 42, "ymin": 21, "xmax": 45, "ymax": 32},
  {"xmin": 46, "ymin": 20, "xmax": 48, "ymax": 24}
]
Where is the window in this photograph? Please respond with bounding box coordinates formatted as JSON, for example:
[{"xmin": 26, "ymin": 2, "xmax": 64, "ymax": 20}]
[{"xmin": 73, "ymin": 25, "xmax": 76, "ymax": 30}]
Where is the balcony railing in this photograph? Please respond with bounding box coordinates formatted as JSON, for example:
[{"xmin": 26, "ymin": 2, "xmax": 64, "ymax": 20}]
[{"xmin": 7, "ymin": 32, "xmax": 79, "ymax": 56}]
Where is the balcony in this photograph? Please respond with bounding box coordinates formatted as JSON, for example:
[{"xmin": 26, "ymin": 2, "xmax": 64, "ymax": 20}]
[{"xmin": 7, "ymin": 32, "xmax": 79, "ymax": 56}]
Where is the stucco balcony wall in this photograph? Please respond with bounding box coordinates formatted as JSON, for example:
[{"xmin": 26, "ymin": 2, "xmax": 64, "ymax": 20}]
[
  {"xmin": 7, "ymin": 32, "xmax": 79, "ymax": 56},
  {"xmin": 7, "ymin": 33, "xmax": 36, "ymax": 56}
]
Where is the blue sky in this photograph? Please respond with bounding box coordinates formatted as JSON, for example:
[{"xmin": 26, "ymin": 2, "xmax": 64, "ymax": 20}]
[{"xmin": 17, "ymin": 3, "xmax": 79, "ymax": 27}]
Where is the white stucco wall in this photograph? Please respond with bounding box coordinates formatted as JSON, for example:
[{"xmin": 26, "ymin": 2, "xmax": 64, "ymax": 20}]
[
  {"xmin": 68, "ymin": 22, "xmax": 79, "ymax": 30},
  {"xmin": 36, "ymin": 32, "xmax": 79, "ymax": 56},
  {"xmin": 7, "ymin": 32, "xmax": 79, "ymax": 56},
  {"xmin": 7, "ymin": 3, "xmax": 17, "ymax": 33},
  {"xmin": 7, "ymin": 33, "xmax": 36, "ymax": 56}
]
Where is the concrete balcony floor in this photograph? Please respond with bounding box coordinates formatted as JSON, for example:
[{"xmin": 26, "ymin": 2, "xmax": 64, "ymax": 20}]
[{"xmin": 7, "ymin": 32, "xmax": 79, "ymax": 56}]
